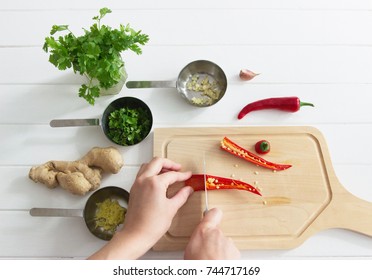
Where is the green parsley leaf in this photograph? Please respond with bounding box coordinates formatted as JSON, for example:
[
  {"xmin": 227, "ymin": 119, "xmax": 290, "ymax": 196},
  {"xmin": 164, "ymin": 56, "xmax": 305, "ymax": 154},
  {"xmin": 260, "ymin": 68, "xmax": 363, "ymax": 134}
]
[
  {"xmin": 50, "ymin": 25, "xmax": 69, "ymax": 35},
  {"xmin": 99, "ymin": 8, "xmax": 112, "ymax": 19},
  {"xmin": 78, "ymin": 84, "xmax": 100, "ymax": 105}
]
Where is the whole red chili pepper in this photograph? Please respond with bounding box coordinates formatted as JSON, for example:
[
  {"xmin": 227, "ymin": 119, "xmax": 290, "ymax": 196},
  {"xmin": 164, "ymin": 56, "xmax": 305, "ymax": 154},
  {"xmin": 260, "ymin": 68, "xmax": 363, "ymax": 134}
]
[
  {"xmin": 221, "ymin": 137, "xmax": 291, "ymax": 171},
  {"xmin": 238, "ymin": 96, "xmax": 314, "ymax": 120},
  {"xmin": 255, "ymin": 140, "xmax": 270, "ymax": 155},
  {"xmin": 185, "ymin": 174, "xmax": 261, "ymax": 196}
]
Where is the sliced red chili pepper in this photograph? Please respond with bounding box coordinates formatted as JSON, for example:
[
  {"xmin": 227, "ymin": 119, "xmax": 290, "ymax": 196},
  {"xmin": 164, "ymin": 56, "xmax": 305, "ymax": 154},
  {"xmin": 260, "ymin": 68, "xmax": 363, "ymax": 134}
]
[
  {"xmin": 238, "ymin": 96, "xmax": 314, "ymax": 120},
  {"xmin": 221, "ymin": 137, "xmax": 291, "ymax": 171},
  {"xmin": 186, "ymin": 174, "xmax": 261, "ymax": 196}
]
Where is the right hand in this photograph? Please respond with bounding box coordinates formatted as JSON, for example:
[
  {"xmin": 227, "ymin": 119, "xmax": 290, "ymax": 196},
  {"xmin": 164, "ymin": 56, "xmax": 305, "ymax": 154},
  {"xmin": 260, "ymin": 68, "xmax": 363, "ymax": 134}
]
[{"xmin": 184, "ymin": 208, "xmax": 241, "ymax": 260}]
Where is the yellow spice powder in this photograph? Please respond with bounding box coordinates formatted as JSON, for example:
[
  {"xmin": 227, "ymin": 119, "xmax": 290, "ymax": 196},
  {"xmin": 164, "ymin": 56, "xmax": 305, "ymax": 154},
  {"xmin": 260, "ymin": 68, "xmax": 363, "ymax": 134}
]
[{"xmin": 95, "ymin": 198, "xmax": 126, "ymax": 232}]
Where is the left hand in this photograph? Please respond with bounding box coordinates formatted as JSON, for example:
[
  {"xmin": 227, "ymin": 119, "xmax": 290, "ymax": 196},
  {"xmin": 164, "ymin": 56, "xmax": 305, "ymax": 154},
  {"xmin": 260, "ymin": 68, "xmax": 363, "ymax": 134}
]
[
  {"xmin": 88, "ymin": 157, "xmax": 193, "ymax": 259},
  {"xmin": 122, "ymin": 157, "xmax": 194, "ymax": 248}
]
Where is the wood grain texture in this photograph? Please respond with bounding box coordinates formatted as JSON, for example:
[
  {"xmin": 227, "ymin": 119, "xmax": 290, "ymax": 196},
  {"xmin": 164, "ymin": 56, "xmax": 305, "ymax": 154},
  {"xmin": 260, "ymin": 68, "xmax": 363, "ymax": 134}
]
[{"xmin": 153, "ymin": 126, "xmax": 372, "ymax": 250}]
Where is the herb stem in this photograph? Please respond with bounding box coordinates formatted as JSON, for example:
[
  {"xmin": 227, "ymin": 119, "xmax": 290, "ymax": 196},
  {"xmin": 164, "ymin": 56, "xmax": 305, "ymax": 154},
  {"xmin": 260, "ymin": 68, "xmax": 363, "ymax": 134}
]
[{"xmin": 67, "ymin": 28, "xmax": 76, "ymax": 38}]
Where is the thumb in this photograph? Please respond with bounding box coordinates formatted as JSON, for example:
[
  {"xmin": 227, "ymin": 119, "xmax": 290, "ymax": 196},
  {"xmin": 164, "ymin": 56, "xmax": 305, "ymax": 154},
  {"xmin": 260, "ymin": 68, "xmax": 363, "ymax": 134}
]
[
  {"xmin": 170, "ymin": 186, "xmax": 194, "ymax": 211},
  {"xmin": 201, "ymin": 208, "xmax": 223, "ymax": 228}
]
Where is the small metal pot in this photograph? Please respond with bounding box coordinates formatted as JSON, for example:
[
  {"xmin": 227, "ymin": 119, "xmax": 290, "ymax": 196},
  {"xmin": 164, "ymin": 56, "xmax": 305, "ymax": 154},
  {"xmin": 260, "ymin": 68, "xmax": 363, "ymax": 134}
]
[
  {"xmin": 50, "ymin": 97, "xmax": 153, "ymax": 146},
  {"xmin": 30, "ymin": 186, "xmax": 130, "ymax": 241},
  {"xmin": 126, "ymin": 60, "xmax": 227, "ymax": 107}
]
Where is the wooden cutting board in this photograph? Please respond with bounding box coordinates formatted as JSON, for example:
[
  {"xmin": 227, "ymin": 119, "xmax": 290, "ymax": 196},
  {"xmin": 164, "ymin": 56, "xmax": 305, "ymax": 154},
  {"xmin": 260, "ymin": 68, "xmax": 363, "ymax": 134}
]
[{"xmin": 153, "ymin": 126, "xmax": 372, "ymax": 250}]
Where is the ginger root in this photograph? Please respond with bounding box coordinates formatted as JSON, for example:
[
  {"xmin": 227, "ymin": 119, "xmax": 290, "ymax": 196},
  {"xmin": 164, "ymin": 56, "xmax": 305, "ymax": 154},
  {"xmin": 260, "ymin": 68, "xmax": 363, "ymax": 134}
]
[{"xmin": 28, "ymin": 147, "xmax": 124, "ymax": 195}]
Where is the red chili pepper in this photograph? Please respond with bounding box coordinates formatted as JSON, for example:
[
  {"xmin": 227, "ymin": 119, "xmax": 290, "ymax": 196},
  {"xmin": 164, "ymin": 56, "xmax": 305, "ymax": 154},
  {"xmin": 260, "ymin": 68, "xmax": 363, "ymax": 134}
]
[
  {"xmin": 185, "ymin": 174, "xmax": 261, "ymax": 196},
  {"xmin": 221, "ymin": 137, "xmax": 291, "ymax": 171},
  {"xmin": 238, "ymin": 96, "xmax": 314, "ymax": 120},
  {"xmin": 255, "ymin": 140, "xmax": 270, "ymax": 154}
]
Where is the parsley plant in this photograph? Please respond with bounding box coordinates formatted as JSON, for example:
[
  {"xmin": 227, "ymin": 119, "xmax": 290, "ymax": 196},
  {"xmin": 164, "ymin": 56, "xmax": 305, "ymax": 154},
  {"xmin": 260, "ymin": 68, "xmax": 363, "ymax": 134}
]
[{"xmin": 43, "ymin": 8, "xmax": 149, "ymax": 105}]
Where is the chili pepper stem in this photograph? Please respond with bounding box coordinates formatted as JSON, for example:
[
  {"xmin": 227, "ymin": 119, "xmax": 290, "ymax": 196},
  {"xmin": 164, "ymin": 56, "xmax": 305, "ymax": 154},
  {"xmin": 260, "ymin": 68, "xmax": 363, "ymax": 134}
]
[
  {"xmin": 300, "ymin": 101, "xmax": 314, "ymax": 108},
  {"xmin": 260, "ymin": 142, "xmax": 269, "ymax": 152}
]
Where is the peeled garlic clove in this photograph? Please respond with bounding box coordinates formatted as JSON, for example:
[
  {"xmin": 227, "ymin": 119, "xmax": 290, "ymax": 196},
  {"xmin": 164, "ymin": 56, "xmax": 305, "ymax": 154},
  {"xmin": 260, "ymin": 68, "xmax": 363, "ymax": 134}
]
[{"xmin": 239, "ymin": 69, "xmax": 259, "ymax": 81}]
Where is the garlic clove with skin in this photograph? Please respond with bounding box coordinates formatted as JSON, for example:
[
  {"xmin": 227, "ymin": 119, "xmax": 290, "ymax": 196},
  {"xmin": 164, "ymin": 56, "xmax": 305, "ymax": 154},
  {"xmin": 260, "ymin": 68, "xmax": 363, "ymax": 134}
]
[{"xmin": 239, "ymin": 69, "xmax": 259, "ymax": 81}]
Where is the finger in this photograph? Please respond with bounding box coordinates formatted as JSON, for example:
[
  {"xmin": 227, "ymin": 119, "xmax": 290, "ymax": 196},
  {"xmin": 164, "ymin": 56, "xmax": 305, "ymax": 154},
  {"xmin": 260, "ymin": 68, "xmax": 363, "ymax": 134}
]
[
  {"xmin": 169, "ymin": 186, "xmax": 194, "ymax": 211},
  {"xmin": 157, "ymin": 170, "xmax": 192, "ymax": 188},
  {"xmin": 140, "ymin": 157, "xmax": 182, "ymax": 177},
  {"xmin": 201, "ymin": 208, "xmax": 223, "ymax": 228},
  {"xmin": 160, "ymin": 168, "xmax": 180, "ymax": 174},
  {"xmin": 136, "ymin": 163, "xmax": 148, "ymax": 178}
]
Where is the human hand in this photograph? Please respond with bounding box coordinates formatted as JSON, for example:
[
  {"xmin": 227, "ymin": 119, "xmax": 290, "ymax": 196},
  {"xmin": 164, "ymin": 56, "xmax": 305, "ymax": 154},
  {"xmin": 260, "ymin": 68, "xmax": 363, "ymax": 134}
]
[
  {"xmin": 121, "ymin": 157, "xmax": 193, "ymax": 252},
  {"xmin": 184, "ymin": 208, "xmax": 241, "ymax": 260},
  {"xmin": 88, "ymin": 157, "xmax": 193, "ymax": 260}
]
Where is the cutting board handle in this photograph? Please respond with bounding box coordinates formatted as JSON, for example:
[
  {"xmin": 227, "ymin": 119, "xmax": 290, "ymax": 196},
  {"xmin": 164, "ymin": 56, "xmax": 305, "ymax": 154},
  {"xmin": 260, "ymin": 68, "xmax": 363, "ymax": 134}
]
[{"xmin": 319, "ymin": 186, "xmax": 372, "ymax": 236}]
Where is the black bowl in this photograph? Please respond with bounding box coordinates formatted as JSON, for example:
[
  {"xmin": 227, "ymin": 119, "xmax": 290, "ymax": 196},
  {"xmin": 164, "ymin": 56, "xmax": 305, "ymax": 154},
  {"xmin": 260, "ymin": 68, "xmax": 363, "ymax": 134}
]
[{"xmin": 102, "ymin": 97, "xmax": 153, "ymax": 146}]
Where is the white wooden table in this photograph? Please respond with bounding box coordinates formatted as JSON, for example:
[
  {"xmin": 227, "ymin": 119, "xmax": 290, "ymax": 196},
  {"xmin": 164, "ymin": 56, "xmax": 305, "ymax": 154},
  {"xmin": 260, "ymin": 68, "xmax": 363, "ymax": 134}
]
[{"xmin": 1, "ymin": 0, "xmax": 372, "ymax": 259}]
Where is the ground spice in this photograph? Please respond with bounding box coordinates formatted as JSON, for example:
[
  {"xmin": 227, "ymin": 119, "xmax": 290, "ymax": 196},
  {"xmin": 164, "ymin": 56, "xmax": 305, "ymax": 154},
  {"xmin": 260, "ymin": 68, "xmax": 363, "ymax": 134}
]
[{"xmin": 95, "ymin": 198, "xmax": 126, "ymax": 232}]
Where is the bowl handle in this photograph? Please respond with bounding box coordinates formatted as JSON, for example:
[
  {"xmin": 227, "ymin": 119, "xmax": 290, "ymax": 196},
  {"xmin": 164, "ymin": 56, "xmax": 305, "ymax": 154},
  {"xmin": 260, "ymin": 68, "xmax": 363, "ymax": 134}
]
[{"xmin": 50, "ymin": 119, "xmax": 100, "ymax": 127}]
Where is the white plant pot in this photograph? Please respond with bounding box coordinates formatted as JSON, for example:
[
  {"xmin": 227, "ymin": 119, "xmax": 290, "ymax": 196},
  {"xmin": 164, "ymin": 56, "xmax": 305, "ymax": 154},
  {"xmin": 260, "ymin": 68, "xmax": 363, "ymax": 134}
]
[{"xmin": 89, "ymin": 66, "xmax": 128, "ymax": 96}]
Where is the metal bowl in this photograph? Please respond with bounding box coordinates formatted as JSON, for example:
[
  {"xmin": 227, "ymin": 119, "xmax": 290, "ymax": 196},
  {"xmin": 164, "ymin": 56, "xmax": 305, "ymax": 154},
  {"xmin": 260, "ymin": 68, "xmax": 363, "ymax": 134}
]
[
  {"xmin": 84, "ymin": 186, "xmax": 130, "ymax": 241},
  {"xmin": 102, "ymin": 96, "xmax": 153, "ymax": 146},
  {"xmin": 30, "ymin": 186, "xmax": 130, "ymax": 241},
  {"xmin": 177, "ymin": 60, "xmax": 227, "ymax": 107},
  {"xmin": 49, "ymin": 96, "xmax": 153, "ymax": 146},
  {"xmin": 126, "ymin": 60, "xmax": 227, "ymax": 107}
]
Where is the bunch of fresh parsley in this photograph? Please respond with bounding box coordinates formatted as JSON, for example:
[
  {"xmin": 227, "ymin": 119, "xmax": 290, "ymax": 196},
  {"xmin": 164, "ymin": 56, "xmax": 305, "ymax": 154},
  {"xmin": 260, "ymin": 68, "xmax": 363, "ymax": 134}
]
[
  {"xmin": 107, "ymin": 107, "xmax": 152, "ymax": 146},
  {"xmin": 43, "ymin": 8, "xmax": 149, "ymax": 105}
]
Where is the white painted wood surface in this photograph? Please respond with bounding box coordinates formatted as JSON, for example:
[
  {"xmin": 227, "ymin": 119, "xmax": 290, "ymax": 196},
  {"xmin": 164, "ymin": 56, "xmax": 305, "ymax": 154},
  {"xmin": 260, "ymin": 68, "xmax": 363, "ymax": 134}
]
[{"xmin": 0, "ymin": 0, "xmax": 371, "ymax": 259}]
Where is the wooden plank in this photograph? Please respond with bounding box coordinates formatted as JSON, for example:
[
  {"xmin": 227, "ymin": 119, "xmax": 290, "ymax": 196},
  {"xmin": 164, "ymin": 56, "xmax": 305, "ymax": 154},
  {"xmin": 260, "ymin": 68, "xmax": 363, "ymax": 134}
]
[
  {"xmin": 0, "ymin": 125, "xmax": 372, "ymax": 165},
  {"xmin": 2, "ymin": 0, "xmax": 371, "ymax": 10},
  {"xmin": 1, "ymin": 9, "xmax": 372, "ymax": 46},
  {"xmin": 1, "ymin": 46, "xmax": 372, "ymax": 85},
  {"xmin": 2, "ymin": 84, "xmax": 372, "ymax": 125},
  {"xmin": 0, "ymin": 124, "xmax": 153, "ymax": 166},
  {"xmin": 1, "ymin": 210, "xmax": 372, "ymax": 259},
  {"xmin": 0, "ymin": 166, "xmax": 138, "ymax": 210},
  {"xmin": 0, "ymin": 210, "xmax": 104, "ymax": 258}
]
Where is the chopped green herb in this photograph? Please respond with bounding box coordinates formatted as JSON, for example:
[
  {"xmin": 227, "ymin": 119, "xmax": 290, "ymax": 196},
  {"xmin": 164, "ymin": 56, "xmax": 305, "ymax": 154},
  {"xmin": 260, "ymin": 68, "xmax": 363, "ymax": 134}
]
[{"xmin": 107, "ymin": 107, "xmax": 152, "ymax": 146}]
